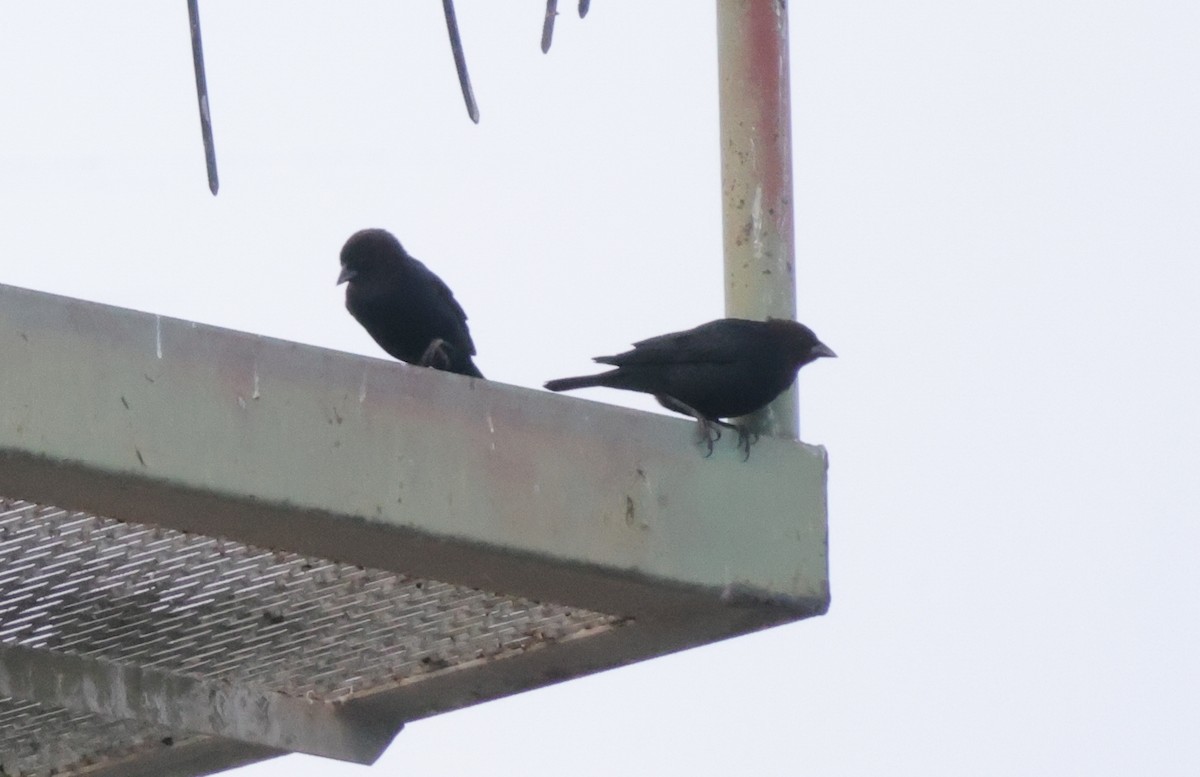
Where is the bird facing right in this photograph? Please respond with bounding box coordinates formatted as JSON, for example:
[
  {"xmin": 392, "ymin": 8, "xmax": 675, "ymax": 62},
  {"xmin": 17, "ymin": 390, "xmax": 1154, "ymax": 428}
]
[{"xmin": 544, "ymin": 317, "xmax": 835, "ymax": 455}]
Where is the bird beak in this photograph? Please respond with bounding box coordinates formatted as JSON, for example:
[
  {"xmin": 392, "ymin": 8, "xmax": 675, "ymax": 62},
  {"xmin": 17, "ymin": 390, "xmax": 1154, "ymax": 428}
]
[
  {"xmin": 813, "ymin": 342, "xmax": 837, "ymax": 359},
  {"xmin": 337, "ymin": 266, "xmax": 356, "ymax": 285}
]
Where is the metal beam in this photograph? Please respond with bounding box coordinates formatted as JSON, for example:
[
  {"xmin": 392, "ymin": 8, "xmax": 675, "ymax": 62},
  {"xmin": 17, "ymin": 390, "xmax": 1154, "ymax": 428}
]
[
  {"xmin": 0, "ymin": 643, "xmax": 399, "ymax": 763},
  {"xmin": 73, "ymin": 737, "xmax": 280, "ymax": 777},
  {"xmin": 717, "ymin": 0, "xmax": 799, "ymax": 438},
  {"xmin": 0, "ymin": 282, "xmax": 829, "ymax": 624}
]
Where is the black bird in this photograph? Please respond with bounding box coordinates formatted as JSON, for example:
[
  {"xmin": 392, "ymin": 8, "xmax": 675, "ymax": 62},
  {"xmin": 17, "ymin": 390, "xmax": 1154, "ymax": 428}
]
[
  {"xmin": 544, "ymin": 318, "xmax": 834, "ymax": 455},
  {"xmin": 338, "ymin": 228, "xmax": 483, "ymax": 378}
]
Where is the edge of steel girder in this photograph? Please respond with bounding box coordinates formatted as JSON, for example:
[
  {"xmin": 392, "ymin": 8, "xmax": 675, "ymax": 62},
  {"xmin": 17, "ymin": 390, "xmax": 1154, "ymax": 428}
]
[
  {"xmin": 0, "ymin": 282, "xmax": 830, "ymax": 771},
  {"xmin": 0, "ymin": 643, "xmax": 397, "ymax": 763}
]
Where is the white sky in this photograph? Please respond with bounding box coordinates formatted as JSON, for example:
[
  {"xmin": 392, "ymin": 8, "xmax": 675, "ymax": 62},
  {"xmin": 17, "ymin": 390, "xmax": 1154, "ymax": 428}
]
[{"xmin": 2, "ymin": 1, "xmax": 1199, "ymax": 775}]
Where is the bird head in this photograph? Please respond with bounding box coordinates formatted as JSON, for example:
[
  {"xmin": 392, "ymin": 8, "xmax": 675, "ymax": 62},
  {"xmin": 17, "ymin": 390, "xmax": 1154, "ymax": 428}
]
[
  {"xmin": 767, "ymin": 318, "xmax": 837, "ymax": 367},
  {"xmin": 338, "ymin": 228, "xmax": 405, "ymax": 285}
]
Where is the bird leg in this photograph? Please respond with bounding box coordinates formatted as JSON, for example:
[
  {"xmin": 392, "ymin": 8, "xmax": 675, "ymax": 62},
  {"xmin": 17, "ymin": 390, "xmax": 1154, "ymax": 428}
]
[
  {"xmin": 419, "ymin": 338, "xmax": 451, "ymax": 370},
  {"xmin": 695, "ymin": 418, "xmax": 721, "ymax": 457},
  {"xmin": 655, "ymin": 395, "xmax": 721, "ymax": 457},
  {"xmin": 714, "ymin": 419, "xmax": 759, "ymax": 461}
]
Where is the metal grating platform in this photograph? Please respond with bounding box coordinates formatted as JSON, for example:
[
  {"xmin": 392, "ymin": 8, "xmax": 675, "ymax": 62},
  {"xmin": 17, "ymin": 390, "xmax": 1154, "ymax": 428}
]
[
  {"xmin": 0, "ymin": 499, "xmax": 618, "ymax": 699},
  {"xmin": 0, "ymin": 498, "xmax": 619, "ymax": 775}
]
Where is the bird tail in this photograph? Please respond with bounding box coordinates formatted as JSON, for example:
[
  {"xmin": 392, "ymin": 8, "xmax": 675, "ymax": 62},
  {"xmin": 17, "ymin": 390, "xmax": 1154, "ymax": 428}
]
[{"xmin": 544, "ymin": 374, "xmax": 609, "ymax": 393}]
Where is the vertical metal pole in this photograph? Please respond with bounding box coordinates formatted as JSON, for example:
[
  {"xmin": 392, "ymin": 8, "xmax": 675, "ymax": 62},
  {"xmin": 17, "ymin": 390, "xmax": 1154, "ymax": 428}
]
[{"xmin": 716, "ymin": 0, "xmax": 798, "ymax": 439}]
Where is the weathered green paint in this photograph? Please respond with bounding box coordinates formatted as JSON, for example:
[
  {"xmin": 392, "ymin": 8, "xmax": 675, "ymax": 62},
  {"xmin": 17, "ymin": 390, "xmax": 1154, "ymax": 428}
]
[{"xmin": 0, "ymin": 283, "xmax": 828, "ymax": 620}]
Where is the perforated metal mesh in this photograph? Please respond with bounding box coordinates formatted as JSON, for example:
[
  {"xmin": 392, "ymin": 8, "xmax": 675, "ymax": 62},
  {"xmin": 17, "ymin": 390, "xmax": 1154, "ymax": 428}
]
[{"xmin": 0, "ymin": 498, "xmax": 621, "ymax": 775}]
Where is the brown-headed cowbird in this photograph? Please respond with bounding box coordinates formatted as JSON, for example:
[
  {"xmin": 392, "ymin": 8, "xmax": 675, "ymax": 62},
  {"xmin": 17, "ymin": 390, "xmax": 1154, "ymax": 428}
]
[
  {"xmin": 338, "ymin": 228, "xmax": 483, "ymax": 378},
  {"xmin": 544, "ymin": 318, "xmax": 834, "ymax": 455}
]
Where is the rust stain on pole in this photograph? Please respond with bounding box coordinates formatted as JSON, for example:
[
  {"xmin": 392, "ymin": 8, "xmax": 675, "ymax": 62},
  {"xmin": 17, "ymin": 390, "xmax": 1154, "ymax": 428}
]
[{"xmin": 717, "ymin": 0, "xmax": 798, "ymax": 438}]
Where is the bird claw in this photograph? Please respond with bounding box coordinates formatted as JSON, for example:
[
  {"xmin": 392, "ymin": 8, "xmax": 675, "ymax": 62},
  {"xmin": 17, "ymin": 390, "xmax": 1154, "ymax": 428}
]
[
  {"xmin": 695, "ymin": 419, "xmax": 721, "ymax": 457},
  {"xmin": 419, "ymin": 338, "xmax": 451, "ymax": 370},
  {"xmin": 655, "ymin": 394, "xmax": 751, "ymax": 459},
  {"xmin": 734, "ymin": 425, "xmax": 760, "ymax": 461},
  {"xmin": 713, "ymin": 419, "xmax": 758, "ymax": 460}
]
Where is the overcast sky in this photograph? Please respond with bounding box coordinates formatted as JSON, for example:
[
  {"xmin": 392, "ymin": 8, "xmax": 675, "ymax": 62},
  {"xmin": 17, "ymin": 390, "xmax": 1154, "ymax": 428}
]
[{"xmin": 2, "ymin": 1, "xmax": 1198, "ymax": 775}]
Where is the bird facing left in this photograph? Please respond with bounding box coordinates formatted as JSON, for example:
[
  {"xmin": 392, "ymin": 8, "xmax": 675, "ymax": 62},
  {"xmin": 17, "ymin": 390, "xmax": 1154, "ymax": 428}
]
[{"xmin": 337, "ymin": 228, "xmax": 484, "ymax": 379}]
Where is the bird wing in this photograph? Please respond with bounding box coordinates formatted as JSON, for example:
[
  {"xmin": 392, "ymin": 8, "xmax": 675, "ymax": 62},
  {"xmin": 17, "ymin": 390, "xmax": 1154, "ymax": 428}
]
[
  {"xmin": 412, "ymin": 257, "xmax": 478, "ymax": 357},
  {"xmin": 596, "ymin": 320, "xmax": 758, "ymax": 367}
]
